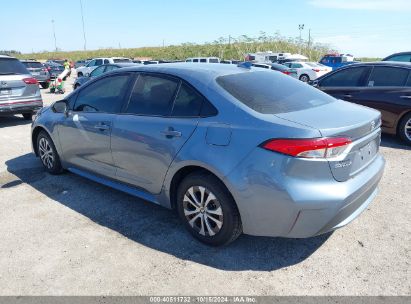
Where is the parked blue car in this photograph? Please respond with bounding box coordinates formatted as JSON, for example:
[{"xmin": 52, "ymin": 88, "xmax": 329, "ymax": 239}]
[
  {"xmin": 319, "ymin": 54, "xmax": 359, "ymax": 70},
  {"xmin": 31, "ymin": 63, "xmax": 384, "ymax": 246}
]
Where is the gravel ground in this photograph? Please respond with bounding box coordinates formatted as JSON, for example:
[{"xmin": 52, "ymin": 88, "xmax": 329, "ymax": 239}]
[{"xmin": 0, "ymin": 73, "xmax": 410, "ymax": 296}]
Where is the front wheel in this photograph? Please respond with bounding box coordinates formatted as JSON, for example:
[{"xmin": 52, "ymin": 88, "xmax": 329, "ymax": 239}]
[
  {"xmin": 36, "ymin": 131, "xmax": 63, "ymax": 174},
  {"xmin": 176, "ymin": 172, "xmax": 242, "ymax": 246},
  {"xmin": 299, "ymin": 74, "xmax": 310, "ymax": 82},
  {"xmin": 398, "ymin": 113, "xmax": 411, "ymax": 145}
]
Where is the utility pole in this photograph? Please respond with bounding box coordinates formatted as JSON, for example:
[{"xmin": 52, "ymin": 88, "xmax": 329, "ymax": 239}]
[
  {"xmin": 298, "ymin": 24, "xmax": 305, "ymax": 54},
  {"xmin": 51, "ymin": 19, "xmax": 57, "ymax": 52},
  {"xmin": 79, "ymin": 0, "xmax": 87, "ymax": 50}
]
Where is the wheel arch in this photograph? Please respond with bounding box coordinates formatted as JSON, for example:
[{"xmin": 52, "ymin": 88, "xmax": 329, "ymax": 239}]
[
  {"xmin": 168, "ymin": 164, "xmax": 238, "ymax": 213},
  {"xmin": 396, "ymin": 110, "xmax": 411, "ymax": 135},
  {"xmin": 32, "ymin": 126, "xmax": 52, "ymax": 156}
]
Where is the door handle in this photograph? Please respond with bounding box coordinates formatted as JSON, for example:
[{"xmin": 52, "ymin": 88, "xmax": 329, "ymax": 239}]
[
  {"xmin": 161, "ymin": 127, "xmax": 182, "ymax": 138},
  {"xmin": 400, "ymin": 95, "xmax": 411, "ymax": 99},
  {"xmin": 94, "ymin": 123, "xmax": 110, "ymax": 131},
  {"xmin": 343, "ymin": 94, "xmax": 353, "ymax": 98}
]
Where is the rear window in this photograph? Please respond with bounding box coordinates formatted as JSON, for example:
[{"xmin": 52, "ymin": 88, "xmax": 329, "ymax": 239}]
[
  {"xmin": 0, "ymin": 58, "xmax": 29, "ymax": 75},
  {"xmin": 216, "ymin": 71, "xmax": 335, "ymax": 114},
  {"xmin": 22, "ymin": 61, "xmax": 43, "ymax": 69}
]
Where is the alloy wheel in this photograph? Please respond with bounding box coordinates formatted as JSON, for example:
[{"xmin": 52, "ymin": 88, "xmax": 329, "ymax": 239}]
[
  {"xmin": 183, "ymin": 186, "xmax": 223, "ymax": 237},
  {"xmin": 38, "ymin": 137, "xmax": 54, "ymax": 169},
  {"xmin": 405, "ymin": 118, "xmax": 411, "ymax": 141}
]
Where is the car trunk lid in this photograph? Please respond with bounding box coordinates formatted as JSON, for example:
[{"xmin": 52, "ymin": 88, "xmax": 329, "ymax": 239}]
[{"xmin": 275, "ymin": 100, "xmax": 381, "ymax": 181}]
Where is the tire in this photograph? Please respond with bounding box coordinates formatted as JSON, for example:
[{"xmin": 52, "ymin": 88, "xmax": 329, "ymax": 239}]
[
  {"xmin": 36, "ymin": 131, "xmax": 63, "ymax": 174},
  {"xmin": 40, "ymin": 82, "xmax": 49, "ymax": 89},
  {"xmin": 77, "ymin": 72, "xmax": 83, "ymax": 77},
  {"xmin": 74, "ymin": 83, "xmax": 81, "ymax": 90},
  {"xmin": 398, "ymin": 112, "xmax": 411, "ymax": 145},
  {"xmin": 176, "ymin": 172, "xmax": 242, "ymax": 246},
  {"xmin": 22, "ymin": 113, "xmax": 33, "ymax": 120},
  {"xmin": 299, "ymin": 74, "xmax": 310, "ymax": 82}
]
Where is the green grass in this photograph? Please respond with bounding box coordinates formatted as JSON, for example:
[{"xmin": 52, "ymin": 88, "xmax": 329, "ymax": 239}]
[{"xmin": 15, "ymin": 34, "xmax": 333, "ymax": 62}]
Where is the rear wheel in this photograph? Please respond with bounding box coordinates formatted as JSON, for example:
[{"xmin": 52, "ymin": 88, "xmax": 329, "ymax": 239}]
[
  {"xmin": 176, "ymin": 172, "xmax": 242, "ymax": 246},
  {"xmin": 22, "ymin": 113, "xmax": 33, "ymax": 120},
  {"xmin": 299, "ymin": 74, "xmax": 310, "ymax": 82},
  {"xmin": 77, "ymin": 72, "xmax": 83, "ymax": 77},
  {"xmin": 36, "ymin": 131, "xmax": 63, "ymax": 174},
  {"xmin": 74, "ymin": 83, "xmax": 81, "ymax": 90},
  {"xmin": 398, "ymin": 112, "xmax": 411, "ymax": 145}
]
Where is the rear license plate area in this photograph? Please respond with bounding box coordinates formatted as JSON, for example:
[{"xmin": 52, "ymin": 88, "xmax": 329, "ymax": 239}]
[
  {"xmin": 0, "ymin": 89, "xmax": 11, "ymax": 95},
  {"xmin": 358, "ymin": 137, "xmax": 379, "ymax": 165}
]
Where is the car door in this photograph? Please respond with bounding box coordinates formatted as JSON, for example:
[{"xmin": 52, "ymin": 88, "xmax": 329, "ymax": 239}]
[
  {"xmin": 111, "ymin": 73, "xmax": 203, "ymax": 194},
  {"xmin": 352, "ymin": 66, "xmax": 411, "ymax": 130},
  {"xmin": 318, "ymin": 66, "xmax": 371, "ymax": 103},
  {"xmin": 57, "ymin": 73, "xmax": 133, "ymax": 177}
]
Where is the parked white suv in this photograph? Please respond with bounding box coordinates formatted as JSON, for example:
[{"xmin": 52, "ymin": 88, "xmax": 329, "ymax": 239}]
[
  {"xmin": 76, "ymin": 57, "xmax": 132, "ymax": 77},
  {"xmin": 185, "ymin": 57, "xmax": 220, "ymax": 63},
  {"xmin": 282, "ymin": 61, "xmax": 331, "ymax": 82}
]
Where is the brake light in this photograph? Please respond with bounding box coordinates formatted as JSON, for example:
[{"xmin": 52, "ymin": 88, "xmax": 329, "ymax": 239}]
[
  {"xmin": 23, "ymin": 78, "xmax": 38, "ymax": 85},
  {"xmin": 282, "ymin": 71, "xmax": 291, "ymax": 75},
  {"xmin": 312, "ymin": 69, "xmax": 321, "ymax": 72},
  {"xmin": 261, "ymin": 137, "xmax": 352, "ymax": 159}
]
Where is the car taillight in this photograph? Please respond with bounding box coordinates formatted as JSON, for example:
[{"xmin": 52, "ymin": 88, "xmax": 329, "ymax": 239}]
[
  {"xmin": 282, "ymin": 71, "xmax": 291, "ymax": 75},
  {"xmin": 261, "ymin": 137, "xmax": 352, "ymax": 159},
  {"xmin": 23, "ymin": 78, "xmax": 38, "ymax": 85},
  {"xmin": 312, "ymin": 69, "xmax": 321, "ymax": 72}
]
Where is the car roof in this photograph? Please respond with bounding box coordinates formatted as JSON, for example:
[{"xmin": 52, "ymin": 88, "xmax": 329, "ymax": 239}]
[
  {"xmin": 0, "ymin": 55, "xmax": 16, "ymax": 59},
  {"xmin": 346, "ymin": 61, "xmax": 411, "ymax": 69},
  {"xmin": 110, "ymin": 62, "xmax": 256, "ymax": 82},
  {"xmin": 383, "ymin": 51, "xmax": 411, "ymax": 60},
  {"xmin": 110, "ymin": 63, "xmax": 139, "ymax": 67}
]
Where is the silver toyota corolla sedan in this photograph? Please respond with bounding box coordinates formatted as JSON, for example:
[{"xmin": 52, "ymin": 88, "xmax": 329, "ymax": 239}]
[{"xmin": 31, "ymin": 63, "xmax": 385, "ymax": 246}]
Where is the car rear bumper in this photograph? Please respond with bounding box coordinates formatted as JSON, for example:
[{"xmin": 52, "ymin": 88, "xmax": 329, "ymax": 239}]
[
  {"xmin": 0, "ymin": 99, "xmax": 43, "ymax": 115},
  {"xmin": 224, "ymin": 149, "xmax": 385, "ymax": 238}
]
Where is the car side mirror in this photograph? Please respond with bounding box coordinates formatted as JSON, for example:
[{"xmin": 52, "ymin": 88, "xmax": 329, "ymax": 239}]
[{"xmin": 52, "ymin": 100, "xmax": 68, "ymax": 115}]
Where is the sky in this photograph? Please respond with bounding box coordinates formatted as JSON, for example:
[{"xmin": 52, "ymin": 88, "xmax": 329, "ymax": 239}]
[{"xmin": 1, "ymin": 0, "xmax": 410, "ymax": 57}]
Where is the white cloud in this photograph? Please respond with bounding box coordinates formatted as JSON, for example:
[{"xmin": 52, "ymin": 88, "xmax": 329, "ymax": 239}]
[{"xmin": 309, "ymin": 0, "xmax": 411, "ymax": 11}]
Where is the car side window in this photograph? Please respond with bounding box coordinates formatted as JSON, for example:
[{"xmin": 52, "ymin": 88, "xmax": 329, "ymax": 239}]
[
  {"xmin": 200, "ymin": 59, "xmax": 207, "ymax": 63},
  {"xmin": 193, "ymin": 59, "xmax": 199, "ymax": 63},
  {"xmin": 104, "ymin": 59, "xmax": 109, "ymax": 64},
  {"xmin": 367, "ymin": 67, "xmax": 409, "ymax": 87},
  {"xmin": 95, "ymin": 59, "xmax": 103, "ymax": 66},
  {"xmin": 125, "ymin": 74, "xmax": 179, "ymax": 116},
  {"xmin": 87, "ymin": 60, "xmax": 96, "ymax": 67},
  {"xmin": 171, "ymin": 83, "xmax": 203, "ymax": 117},
  {"xmin": 90, "ymin": 65, "xmax": 106, "ymax": 77},
  {"xmin": 320, "ymin": 67, "xmax": 369, "ymax": 87},
  {"xmin": 74, "ymin": 75, "xmax": 130, "ymax": 113}
]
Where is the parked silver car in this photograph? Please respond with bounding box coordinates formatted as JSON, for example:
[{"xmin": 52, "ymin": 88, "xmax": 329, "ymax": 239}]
[
  {"xmin": 0, "ymin": 55, "xmax": 43, "ymax": 120},
  {"xmin": 21, "ymin": 60, "xmax": 51, "ymax": 89},
  {"xmin": 31, "ymin": 63, "xmax": 384, "ymax": 245}
]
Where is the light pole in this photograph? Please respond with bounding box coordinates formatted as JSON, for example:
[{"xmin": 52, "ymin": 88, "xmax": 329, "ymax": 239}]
[
  {"xmin": 80, "ymin": 0, "xmax": 87, "ymax": 50},
  {"xmin": 298, "ymin": 24, "xmax": 305, "ymax": 54},
  {"xmin": 51, "ymin": 19, "xmax": 57, "ymax": 52}
]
